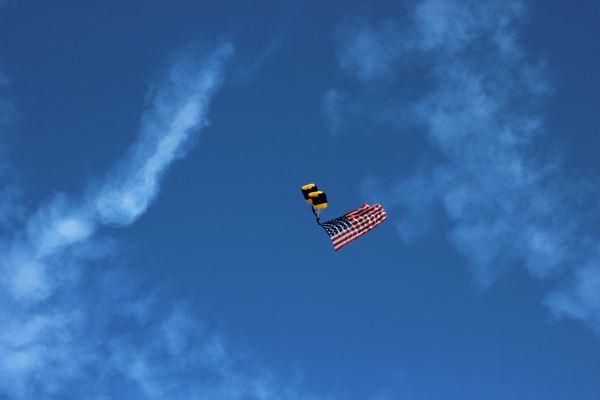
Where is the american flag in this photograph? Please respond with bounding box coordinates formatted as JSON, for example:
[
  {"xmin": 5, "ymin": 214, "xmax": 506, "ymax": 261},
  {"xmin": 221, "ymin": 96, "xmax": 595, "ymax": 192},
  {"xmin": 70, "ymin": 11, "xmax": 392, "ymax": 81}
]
[{"xmin": 320, "ymin": 204, "xmax": 387, "ymax": 251}]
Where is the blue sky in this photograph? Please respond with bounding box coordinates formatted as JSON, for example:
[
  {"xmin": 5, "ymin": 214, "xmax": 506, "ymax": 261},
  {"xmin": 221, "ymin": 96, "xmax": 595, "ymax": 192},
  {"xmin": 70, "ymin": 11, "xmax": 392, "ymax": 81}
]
[{"xmin": 1, "ymin": 0, "xmax": 600, "ymax": 399}]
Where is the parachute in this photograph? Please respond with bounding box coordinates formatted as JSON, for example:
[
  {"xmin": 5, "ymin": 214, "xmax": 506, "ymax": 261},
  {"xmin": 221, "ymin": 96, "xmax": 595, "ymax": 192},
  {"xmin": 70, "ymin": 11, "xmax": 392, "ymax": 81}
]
[
  {"xmin": 300, "ymin": 183, "xmax": 387, "ymax": 251},
  {"xmin": 301, "ymin": 183, "xmax": 327, "ymax": 223}
]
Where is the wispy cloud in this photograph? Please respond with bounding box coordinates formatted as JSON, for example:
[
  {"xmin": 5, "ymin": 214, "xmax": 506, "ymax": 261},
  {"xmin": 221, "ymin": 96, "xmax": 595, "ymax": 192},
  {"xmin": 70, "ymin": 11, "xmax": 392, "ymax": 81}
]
[
  {"xmin": 2, "ymin": 43, "xmax": 234, "ymax": 302},
  {"xmin": 327, "ymin": 0, "xmax": 600, "ymax": 332},
  {"xmin": 0, "ymin": 43, "xmax": 323, "ymax": 399},
  {"xmin": 94, "ymin": 44, "xmax": 233, "ymax": 227},
  {"xmin": 335, "ymin": 19, "xmax": 408, "ymax": 83},
  {"xmin": 234, "ymin": 38, "xmax": 282, "ymax": 83}
]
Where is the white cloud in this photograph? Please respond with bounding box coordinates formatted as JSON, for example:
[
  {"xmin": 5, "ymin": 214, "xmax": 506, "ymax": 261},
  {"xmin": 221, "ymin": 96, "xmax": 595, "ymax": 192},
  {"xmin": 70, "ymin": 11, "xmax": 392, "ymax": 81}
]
[
  {"xmin": 329, "ymin": 0, "xmax": 600, "ymax": 331},
  {"xmin": 335, "ymin": 20, "xmax": 408, "ymax": 82},
  {"xmin": 0, "ymin": 43, "xmax": 325, "ymax": 399},
  {"xmin": 547, "ymin": 262, "xmax": 600, "ymax": 333},
  {"xmin": 95, "ymin": 43, "xmax": 233, "ymax": 227}
]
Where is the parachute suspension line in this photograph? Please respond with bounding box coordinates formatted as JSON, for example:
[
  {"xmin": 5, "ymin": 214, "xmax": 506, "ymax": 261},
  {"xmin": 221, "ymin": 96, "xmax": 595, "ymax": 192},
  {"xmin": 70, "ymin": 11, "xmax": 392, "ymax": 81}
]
[{"xmin": 311, "ymin": 207, "xmax": 322, "ymax": 225}]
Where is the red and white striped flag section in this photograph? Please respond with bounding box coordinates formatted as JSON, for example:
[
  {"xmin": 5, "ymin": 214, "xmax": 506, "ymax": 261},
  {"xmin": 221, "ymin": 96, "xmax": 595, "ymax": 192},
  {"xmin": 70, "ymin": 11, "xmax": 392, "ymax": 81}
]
[{"xmin": 320, "ymin": 204, "xmax": 387, "ymax": 251}]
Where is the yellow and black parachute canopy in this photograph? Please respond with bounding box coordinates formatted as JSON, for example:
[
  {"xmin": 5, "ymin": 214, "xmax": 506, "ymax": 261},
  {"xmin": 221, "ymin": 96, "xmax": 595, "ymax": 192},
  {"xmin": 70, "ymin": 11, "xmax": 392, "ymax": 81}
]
[
  {"xmin": 301, "ymin": 183, "xmax": 318, "ymax": 204},
  {"xmin": 301, "ymin": 183, "xmax": 327, "ymax": 210},
  {"xmin": 309, "ymin": 191, "xmax": 327, "ymax": 209}
]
